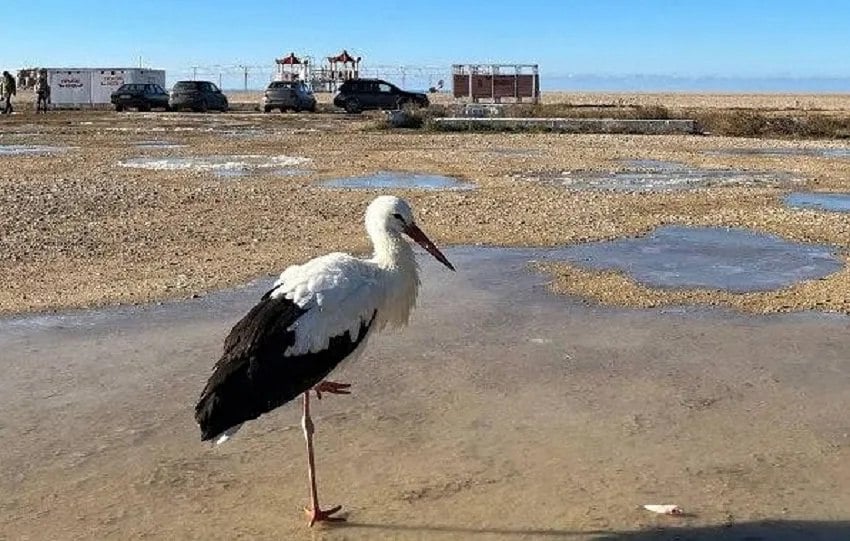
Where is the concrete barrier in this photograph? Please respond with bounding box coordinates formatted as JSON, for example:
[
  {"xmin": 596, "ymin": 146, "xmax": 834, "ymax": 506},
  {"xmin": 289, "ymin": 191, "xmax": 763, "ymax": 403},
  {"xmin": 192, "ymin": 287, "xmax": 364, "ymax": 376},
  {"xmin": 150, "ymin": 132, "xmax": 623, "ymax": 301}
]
[{"xmin": 433, "ymin": 117, "xmax": 701, "ymax": 135}]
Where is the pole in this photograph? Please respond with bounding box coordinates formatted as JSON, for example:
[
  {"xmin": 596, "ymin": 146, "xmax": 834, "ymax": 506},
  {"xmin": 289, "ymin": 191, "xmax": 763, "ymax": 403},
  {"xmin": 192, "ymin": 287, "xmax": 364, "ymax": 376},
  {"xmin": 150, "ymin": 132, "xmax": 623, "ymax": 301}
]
[{"xmin": 192, "ymin": 66, "xmax": 197, "ymax": 80}]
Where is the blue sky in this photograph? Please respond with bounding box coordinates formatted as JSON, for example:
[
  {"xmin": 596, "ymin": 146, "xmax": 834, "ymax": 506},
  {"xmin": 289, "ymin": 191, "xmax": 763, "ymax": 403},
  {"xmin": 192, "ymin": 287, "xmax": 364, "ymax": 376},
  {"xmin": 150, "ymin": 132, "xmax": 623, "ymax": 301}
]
[{"xmin": 3, "ymin": 1, "xmax": 849, "ymax": 89}]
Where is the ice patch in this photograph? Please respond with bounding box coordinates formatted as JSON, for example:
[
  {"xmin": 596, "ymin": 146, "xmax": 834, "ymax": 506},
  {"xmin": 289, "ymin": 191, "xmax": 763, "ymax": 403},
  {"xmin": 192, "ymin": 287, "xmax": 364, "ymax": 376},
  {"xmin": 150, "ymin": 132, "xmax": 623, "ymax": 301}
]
[{"xmin": 119, "ymin": 155, "xmax": 311, "ymax": 178}]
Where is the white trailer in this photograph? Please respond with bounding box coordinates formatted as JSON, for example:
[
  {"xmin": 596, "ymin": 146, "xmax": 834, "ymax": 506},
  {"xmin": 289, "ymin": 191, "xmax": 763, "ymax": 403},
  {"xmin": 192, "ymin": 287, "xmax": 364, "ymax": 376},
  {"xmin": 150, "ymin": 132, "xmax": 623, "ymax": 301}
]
[{"xmin": 44, "ymin": 68, "xmax": 166, "ymax": 107}]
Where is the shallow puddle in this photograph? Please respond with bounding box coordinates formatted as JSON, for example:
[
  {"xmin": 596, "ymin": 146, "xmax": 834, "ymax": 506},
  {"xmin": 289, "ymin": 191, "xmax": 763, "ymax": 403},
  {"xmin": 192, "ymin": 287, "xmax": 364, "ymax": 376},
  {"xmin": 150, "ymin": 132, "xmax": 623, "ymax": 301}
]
[
  {"xmin": 135, "ymin": 141, "xmax": 185, "ymax": 150},
  {"xmin": 220, "ymin": 128, "xmax": 267, "ymax": 138},
  {"xmin": 118, "ymin": 155, "xmax": 311, "ymax": 177},
  {"xmin": 518, "ymin": 160, "xmax": 797, "ymax": 191},
  {"xmin": 555, "ymin": 226, "xmax": 842, "ymax": 292},
  {"xmin": 785, "ymin": 192, "xmax": 850, "ymax": 213},
  {"xmin": 3, "ymin": 243, "xmax": 850, "ymax": 539},
  {"xmin": 705, "ymin": 148, "xmax": 850, "ymax": 158},
  {"xmin": 0, "ymin": 144, "xmax": 68, "ymax": 156},
  {"xmin": 320, "ymin": 171, "xmax": 475, "ymax": 190}
]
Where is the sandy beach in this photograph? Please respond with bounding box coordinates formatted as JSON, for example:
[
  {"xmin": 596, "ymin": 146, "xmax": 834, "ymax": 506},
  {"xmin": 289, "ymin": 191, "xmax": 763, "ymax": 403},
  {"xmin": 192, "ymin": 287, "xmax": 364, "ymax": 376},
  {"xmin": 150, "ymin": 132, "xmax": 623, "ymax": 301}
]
[
  {"xmin": 1, "ymin": 94, "xmax": 850, "ymax": 539},
  {"xmin": 1, "ymin": 102, "xmax": 850, "ymax": 315}
]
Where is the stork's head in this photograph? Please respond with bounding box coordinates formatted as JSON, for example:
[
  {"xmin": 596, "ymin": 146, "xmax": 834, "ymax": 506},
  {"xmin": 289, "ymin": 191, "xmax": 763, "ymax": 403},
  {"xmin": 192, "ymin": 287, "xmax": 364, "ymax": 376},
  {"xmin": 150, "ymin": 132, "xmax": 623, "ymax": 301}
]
[{"xmin": 365, "ymin": 195, "xmax": 455, "ymax": 271}]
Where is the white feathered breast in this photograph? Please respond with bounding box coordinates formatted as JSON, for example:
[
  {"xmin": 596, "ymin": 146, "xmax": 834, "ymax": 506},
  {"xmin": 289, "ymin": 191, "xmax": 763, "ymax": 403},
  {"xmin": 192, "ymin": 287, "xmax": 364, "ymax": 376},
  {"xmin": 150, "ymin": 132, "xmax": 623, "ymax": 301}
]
[{"xmin": 271, "ymin": 253, "xmax": 386, "ymax": 357}]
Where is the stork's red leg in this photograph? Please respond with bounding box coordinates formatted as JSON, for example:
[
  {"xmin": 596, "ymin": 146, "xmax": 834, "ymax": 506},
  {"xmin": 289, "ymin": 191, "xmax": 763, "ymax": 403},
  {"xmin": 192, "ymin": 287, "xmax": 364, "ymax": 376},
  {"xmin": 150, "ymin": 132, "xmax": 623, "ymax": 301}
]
[{"xmin": 301, "ymin": 392, "xmax": 345, "ymax": 526}]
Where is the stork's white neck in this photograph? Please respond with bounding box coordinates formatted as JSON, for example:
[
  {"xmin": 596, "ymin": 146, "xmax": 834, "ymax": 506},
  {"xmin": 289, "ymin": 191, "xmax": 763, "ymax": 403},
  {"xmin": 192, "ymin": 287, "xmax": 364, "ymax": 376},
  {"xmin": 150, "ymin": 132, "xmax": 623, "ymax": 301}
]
[
  {"xmin": 370, "ymin": 229, "xmax": 414, "ymax": 270},
  {"xmin": 368, "ymin": 228, "xmax": 420, "ymax": 328}
]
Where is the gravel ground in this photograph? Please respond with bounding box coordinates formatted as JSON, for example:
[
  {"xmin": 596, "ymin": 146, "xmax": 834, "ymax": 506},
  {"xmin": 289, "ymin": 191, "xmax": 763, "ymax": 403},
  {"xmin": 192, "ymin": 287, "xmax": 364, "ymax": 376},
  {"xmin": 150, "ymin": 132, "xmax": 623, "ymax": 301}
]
[{"xmin": 1, "ymin": 100, "xmax": 850, "ymax": 315}]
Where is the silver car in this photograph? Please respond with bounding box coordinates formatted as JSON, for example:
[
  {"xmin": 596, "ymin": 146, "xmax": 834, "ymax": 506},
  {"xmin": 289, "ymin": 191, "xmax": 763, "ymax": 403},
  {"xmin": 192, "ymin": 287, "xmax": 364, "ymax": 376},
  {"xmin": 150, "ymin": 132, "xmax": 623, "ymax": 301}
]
[{"xmin": 262, "ymin": 81, "xmax": 317, "ymax": 113}]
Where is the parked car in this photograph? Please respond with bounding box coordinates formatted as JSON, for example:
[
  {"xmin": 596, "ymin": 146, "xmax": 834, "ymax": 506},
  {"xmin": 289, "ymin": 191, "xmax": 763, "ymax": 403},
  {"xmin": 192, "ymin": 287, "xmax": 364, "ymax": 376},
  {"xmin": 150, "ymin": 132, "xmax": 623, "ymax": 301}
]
[
  {"xmin": 169, "ymin": 81, "xmax": 229, "ymax": 112},
  {"xmin": 111, "ymin": 83, "xmax": 170, "ymax": 112},
  {"xmin": 262, "ymin": 80, "xmax": 317, "ymax": 113},
  {"xmin": 333, "ymin": 78, "xmax": 429, "ymax": 114}
]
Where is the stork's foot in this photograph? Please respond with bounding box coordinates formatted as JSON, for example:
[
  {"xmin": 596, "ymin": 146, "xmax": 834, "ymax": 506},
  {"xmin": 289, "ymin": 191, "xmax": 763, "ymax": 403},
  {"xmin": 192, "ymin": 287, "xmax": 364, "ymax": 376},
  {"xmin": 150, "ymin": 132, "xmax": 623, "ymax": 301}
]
[
  {"xmin": 305, "ymin": 504, "xmax": 345, "ymax": 526},
  {"xmin": 313, "ymin": 381, "xmax": 351, "ymax": 400}
]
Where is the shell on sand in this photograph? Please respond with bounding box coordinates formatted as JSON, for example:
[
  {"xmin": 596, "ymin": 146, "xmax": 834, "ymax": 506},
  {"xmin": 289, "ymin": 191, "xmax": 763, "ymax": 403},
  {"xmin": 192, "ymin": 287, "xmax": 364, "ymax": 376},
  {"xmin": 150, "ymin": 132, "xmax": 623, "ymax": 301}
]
[{"xmin": 643, "ymin": 504, "xmax": 684, "ymax": 515}]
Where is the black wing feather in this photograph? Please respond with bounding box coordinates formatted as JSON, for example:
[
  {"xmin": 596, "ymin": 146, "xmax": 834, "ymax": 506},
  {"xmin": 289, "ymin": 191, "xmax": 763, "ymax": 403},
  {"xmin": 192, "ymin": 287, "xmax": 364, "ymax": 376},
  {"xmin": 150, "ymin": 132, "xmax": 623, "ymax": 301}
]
[{"xmin": 194, "ymin": 293, "xmax": 375, "ymax": 441}]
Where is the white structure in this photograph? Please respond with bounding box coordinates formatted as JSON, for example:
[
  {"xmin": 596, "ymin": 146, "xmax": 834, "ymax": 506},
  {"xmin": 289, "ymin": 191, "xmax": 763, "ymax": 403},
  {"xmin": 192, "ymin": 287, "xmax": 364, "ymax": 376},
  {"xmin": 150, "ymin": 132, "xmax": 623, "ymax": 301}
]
[{"xmin": 43, "ymin": 68, "xmax": 166, "ymax": 107}]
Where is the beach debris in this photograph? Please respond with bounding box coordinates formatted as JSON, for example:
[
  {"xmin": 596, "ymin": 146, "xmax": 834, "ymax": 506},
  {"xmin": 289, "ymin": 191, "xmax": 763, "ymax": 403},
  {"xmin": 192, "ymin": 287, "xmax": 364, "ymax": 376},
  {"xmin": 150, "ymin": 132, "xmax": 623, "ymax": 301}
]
[{"xmin": 643, "ymin": 504, "xmax": 684, "ymax": 515}]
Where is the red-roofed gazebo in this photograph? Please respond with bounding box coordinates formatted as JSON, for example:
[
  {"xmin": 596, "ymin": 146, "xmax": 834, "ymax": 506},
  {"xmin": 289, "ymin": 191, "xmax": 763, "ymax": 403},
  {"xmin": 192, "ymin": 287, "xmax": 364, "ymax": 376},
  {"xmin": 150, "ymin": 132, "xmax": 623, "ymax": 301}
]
[
  {"xmin": 276, "ymin": 52, "xmax": 303, "ymax": 66},
  {"xmin": 326, "ymin": 50, "xmax": 361, "ymax": 88},
  {"xmin": 275, "ymin": 52, "xmax": 310, "ymax": 82}
]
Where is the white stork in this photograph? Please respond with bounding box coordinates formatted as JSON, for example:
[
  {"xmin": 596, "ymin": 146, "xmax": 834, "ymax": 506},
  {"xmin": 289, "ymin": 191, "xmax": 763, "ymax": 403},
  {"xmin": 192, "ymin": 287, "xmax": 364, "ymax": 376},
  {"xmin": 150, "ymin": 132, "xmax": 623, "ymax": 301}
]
[{"xmin": 194, "ymin": 195, "xmax": 455, "ymax": 526}]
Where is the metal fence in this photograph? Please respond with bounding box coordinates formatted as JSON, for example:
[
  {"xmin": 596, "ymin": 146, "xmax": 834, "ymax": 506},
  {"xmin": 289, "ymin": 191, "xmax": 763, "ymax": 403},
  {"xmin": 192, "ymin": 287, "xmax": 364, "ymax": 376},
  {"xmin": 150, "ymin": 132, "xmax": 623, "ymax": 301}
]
[{"xmin": 170, "ymin": 64, "xmax": 449, "ymax": 93}]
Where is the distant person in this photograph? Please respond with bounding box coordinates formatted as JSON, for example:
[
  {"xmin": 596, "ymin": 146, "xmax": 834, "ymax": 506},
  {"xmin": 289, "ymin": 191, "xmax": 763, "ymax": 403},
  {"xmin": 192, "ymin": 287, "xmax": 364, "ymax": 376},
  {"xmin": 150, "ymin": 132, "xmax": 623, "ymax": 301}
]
[
  {"xmin": 2, "ymin": 71, "xmax": 16, "ymax": 114},
  {"xmin": 35, "ymin": 71, "xmax": 50, "ymax": 113}
]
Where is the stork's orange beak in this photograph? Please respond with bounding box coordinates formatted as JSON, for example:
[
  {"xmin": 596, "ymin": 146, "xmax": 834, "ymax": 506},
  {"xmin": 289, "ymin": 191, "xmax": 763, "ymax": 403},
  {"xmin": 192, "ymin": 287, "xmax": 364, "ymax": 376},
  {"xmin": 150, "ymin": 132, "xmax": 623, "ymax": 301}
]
[{"xmin": 404, "ymin": 223, "xmax": 455, "ymax": 271}]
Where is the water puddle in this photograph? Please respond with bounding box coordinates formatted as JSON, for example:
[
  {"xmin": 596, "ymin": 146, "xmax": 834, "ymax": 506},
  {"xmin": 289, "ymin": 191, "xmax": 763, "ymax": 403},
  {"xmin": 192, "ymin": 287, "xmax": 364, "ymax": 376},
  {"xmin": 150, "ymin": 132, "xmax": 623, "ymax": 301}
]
[
  {"xmin": 220, "ymin": 128, "xmax": 267, "ymax": 138},
  {"xmin": 517, "ymin": 160, "xmax": 797, "ymax": 191},
  {"xmin": 135, "ymin": 141, "xmax": 185, "ymax": 150},
  {"xmin": 0, "ymin": 144, "xmax": 68, "ymax": 156},
  {"xmin": 555, "ymin": 226, "xmax": 842, "ymax": 292},
  {"xmin": 118, "ymin": 155, "xmax": 311, "ymax": 177},
  {"xmin": 785, "ymin": 192, "xmax": 850, "ymax": 213},
  {"xmin": 705, "ymin": 148, "xmax": 850, "ymax": 159},
  {"xmin": 320, "ymin": 171, "xmax": 475, "ymax": 190}
]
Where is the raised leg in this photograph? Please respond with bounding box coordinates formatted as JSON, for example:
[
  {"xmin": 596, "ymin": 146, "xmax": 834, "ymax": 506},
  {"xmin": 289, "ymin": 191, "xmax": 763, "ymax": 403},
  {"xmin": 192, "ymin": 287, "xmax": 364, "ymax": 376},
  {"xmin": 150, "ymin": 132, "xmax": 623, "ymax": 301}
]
[
  {"xmin": 312, "ymin": 380, "xmax": 351, "ymax": 400},
  {"xmin": 301, "ymin": 391, "xmax": 344, "ymax": 526}
]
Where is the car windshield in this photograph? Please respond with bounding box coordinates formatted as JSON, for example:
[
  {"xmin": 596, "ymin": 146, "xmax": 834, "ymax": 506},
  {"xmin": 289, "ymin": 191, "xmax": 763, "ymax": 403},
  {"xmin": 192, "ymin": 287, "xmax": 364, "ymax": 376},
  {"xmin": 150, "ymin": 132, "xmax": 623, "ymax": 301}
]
[
  {"xmin": 269, "ymin": 82, "xmax": 293, "ymax": 89},
  {"xmin": 173, "ymin": 82, "xmax": 202, "ymax": 91}
]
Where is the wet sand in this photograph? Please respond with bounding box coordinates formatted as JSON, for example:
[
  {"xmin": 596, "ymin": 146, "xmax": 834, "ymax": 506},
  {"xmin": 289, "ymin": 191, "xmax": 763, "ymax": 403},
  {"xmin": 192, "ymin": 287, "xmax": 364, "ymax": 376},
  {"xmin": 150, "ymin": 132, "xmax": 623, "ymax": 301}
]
[
  {"xmin": 2, "ymin": 109, "xmax": 850, "ymax": 315},
  {"xmin": 2, "ymin": 248, "xmax": 849, "ymax": 540}
]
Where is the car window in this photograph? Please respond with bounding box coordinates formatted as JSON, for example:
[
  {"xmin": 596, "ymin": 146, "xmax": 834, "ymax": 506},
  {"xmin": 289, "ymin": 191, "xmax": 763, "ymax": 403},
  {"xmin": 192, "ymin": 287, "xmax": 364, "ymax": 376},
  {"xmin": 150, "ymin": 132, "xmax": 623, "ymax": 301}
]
[
  {"xmin": 209, "ymin": 83, "xmax": 221, "ymax": 93},
  {"xmin": 378, "ymin": 83, "xmax": 393, "ymax": 93}
]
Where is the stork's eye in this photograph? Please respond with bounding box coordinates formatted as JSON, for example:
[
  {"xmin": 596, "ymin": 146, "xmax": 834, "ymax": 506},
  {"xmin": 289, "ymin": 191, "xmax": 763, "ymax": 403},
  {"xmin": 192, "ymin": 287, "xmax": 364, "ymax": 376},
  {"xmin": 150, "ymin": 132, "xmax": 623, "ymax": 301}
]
[{"xmin": 392, "ymin": 213, "xmax": 405, "ymax": 223}]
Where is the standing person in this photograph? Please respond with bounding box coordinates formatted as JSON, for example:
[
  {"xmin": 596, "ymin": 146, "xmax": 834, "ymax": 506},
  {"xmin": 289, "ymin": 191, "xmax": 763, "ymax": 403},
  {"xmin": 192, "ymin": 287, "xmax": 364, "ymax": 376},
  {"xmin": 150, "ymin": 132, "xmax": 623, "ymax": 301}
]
[
  {"xmin": 35, "ymin": 70, "xmax": 50, "ymax": 113},
  {"xmin": 2, "ymin": 71, "xmax": 16, "ymax": 114}
]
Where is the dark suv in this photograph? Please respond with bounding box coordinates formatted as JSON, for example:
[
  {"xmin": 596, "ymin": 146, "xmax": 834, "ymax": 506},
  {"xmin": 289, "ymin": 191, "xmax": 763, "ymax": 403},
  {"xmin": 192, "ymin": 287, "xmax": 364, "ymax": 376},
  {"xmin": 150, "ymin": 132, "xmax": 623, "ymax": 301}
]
[
  {"xmin": 111, "ymin": 83, "xmax": 170, "ymax": 112},
  {"xmin": 333, "ymin": 79, "xmax": 429, "ymax": 114},
  {"xmin": 169, "ymin": 81, "xmax": 229, "ymax": 112}
]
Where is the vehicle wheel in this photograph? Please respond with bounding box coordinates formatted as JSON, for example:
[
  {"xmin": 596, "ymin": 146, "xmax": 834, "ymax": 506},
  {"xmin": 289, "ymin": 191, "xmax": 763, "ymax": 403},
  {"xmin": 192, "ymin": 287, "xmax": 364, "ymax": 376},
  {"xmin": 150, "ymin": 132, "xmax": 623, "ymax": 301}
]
[
  {"xmin": 293, "ymin": 106, "xmax": 302, "ymax": 113},
  {"xmin": 164, "ymin": 105, "xmax": 172, "ymax": 112},
  {"xmin": 280, "ymin": 107, "xmax": 287, "ymax": 113},
  {"xmin": 115, "ymin": 104, "xmax": 124, "ymax": 112},
  {"xmin": 344, "ymin": 99, "xmax": 361, "ymax": 114},
  {"xmin": 196, "ymin": 100, "xmax": 208, "ymax": 113},
  {"xmin": 264, "ymin": 105, "xmax": 272, "ymax": 113},
  {"xmin": 138, "ymin": 104, "xmax": 151, "ymax": 112},
  {"xmin": 308, "ymin": 104, "xmax": 316, "ymax": 113}
]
